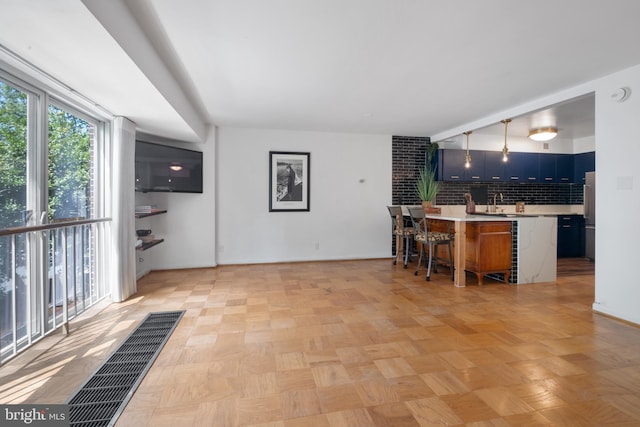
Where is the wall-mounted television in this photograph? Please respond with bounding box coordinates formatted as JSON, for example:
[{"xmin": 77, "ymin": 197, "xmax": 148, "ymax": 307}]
[{"xmin": 135, "ymin": 140, "xmax": 203, "ymax": 193}]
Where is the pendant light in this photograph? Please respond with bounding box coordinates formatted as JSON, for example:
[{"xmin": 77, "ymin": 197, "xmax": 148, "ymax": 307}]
[
  {"xmin": 501, "ymin": 118, "xmax": 511, "ymax": 162},
  {"xmin": 463, "ymin": 131, "xmax": 472, "ymax": 168}
]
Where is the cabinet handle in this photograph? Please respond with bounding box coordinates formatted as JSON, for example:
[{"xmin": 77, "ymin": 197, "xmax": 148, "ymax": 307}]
[
  {"xmin": 450, "ymin": 175, "xmax": 460, "ymax": 179},
  {"xmin": 561, "ymin": 178, "xmax": 569, "ymax": 181},
  {"xmin": 492, "ymin": 176, "xmax": 501, "ymax": 180},
  {"xmin": 562, "ymin": 225, "xmax": 572, "ymax": 228},
  {"xmin": 545, "ymin": 177, "xmax": 553, "ymax": 181},
  {"xmin": 471, "ymin": 176, "xmax": 480, "ymax": 179},
  {"xmin": 528, "ymin": 177, "xmax": 536, "ymax": 181},
  {"xmin": 510, "ymin": 177, "xmax": 519, "ymax": 180}
]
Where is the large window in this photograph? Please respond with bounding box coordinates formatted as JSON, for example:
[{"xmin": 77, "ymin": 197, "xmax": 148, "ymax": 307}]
[
  {"xmin": 0, "ymin": 80, "xmax": 27, "ymax": 229},
  {"xmin": 48, "ymin": 104, "xmax": 93, "ymax": 221},
  {"xmin": 0, "ymin": 70, "xmax": 110, "ymax": 362}
]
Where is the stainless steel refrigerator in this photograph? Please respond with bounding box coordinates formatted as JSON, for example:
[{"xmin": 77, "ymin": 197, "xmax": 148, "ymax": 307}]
[{"xmin": 584, "ymin": 171, "xmax": 595, "ymax": 261}]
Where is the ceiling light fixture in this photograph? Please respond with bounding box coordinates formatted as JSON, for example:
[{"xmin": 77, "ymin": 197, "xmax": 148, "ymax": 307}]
[
  {"xmin": 528, "ymin": 127, "xmax": 558, "ymax": 141},
  {"xmin": 463, "ymin": 131, "xmax": 472, "ymax": 169},
  {"xmin": 501, "ymin": 119, "xmax": 511, "ymax": 162},
  {"xmin": 169, "ymin": 162, "xmax": 183, "ymax": 171}
]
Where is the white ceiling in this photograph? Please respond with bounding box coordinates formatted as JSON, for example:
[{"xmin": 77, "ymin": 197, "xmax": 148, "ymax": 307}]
[{"xmin": 1, "ymin": 0, "xmax": 639, "ymax": 143}]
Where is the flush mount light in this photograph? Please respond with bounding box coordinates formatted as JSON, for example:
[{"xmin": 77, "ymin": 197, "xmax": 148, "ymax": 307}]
[
  {"xmin": 528, "ymin": 127, "xmax": 558, "ymax": 141},
  {"xmin": 169, "ymin": 162, "xmax": 183, "ymax": 171}
]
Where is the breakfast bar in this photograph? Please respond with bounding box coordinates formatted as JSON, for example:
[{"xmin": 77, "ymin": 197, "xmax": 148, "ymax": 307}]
[{"xmin": 415, "ymin": 209, "xmax": 557, "ymax": 287}]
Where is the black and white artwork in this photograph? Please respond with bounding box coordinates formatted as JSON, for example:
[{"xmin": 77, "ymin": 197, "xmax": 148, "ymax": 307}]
[{"xmin": 269, "ymin": 151, "xmax": 310, "ymax": 212}]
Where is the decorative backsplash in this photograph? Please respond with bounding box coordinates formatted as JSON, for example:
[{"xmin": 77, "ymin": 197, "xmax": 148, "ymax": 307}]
[
  {"xmin": 392, "ymin": 136, "xmax": 584, "ymax": 206},
  {"xmin": 436, "ymin": 181, "xmax": 584, "ymax": 206}
]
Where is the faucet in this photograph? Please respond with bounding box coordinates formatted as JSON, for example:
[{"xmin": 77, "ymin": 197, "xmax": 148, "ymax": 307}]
[{"xmin": 493, "ymin": 193, "xmax": 503, "ymax": 212}]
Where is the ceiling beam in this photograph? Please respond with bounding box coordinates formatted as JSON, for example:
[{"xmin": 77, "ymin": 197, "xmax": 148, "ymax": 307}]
[{"xmin": 82, "ymin": 0, "xmax": 208, "ymax": 142}]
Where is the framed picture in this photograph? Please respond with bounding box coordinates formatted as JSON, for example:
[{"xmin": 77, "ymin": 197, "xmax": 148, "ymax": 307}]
[{"xmin": 269, "ymin": 151, "xmax": 310, "ymax": 212}]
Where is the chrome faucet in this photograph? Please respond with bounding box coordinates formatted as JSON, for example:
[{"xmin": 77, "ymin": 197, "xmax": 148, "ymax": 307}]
[{"xmin": 493, "ymin": 192, "xmax": 503, "ymax": 212}]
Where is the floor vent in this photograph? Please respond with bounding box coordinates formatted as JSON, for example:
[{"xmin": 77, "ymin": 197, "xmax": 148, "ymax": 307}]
[{"xmin": 66, "ymin": 310, "xmax": 185, "ymax": 427}]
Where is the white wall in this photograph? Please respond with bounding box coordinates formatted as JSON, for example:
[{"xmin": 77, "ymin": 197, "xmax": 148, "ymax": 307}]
[
  {"xmin": 591, "ymin": 64, "xmax": 640, "ymax": 324},
  {"xmin": 216, "ymin": 127, "xmax": 392, "ymax": 264},
  {"xmin": 134, "ymin": 128, "xmax": 216, "ymax": 278}
]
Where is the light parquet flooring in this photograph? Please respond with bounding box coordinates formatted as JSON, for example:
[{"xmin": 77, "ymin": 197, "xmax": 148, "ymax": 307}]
[{"xmin": 2, "ymin": 258, "xmax": 640, "ymax": 426}]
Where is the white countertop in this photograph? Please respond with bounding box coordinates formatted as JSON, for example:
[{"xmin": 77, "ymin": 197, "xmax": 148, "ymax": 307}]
[
  {"xmin": 400, "ymin": 204, "xmax": 583, "ymax": 221},
  {"xmin": 428, "ymin": 213, "xmax": 519, "ymax": 222}
]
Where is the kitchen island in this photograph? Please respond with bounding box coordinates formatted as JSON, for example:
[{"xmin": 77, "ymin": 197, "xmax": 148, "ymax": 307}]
[{"xmin": 415, "ymin": 209, "xmax": 557, "ymax": 287}]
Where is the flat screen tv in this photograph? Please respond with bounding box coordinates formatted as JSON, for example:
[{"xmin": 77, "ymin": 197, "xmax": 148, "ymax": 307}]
[{"xmin": 135, "ymin": 140, "xmax": 203, "ymax": 193}]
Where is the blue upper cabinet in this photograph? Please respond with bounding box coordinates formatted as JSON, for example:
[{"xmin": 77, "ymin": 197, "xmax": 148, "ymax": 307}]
[
  {"xmin": 465, "ymin": 150, "xmax": 485, "ymax": 181},
  {"xmin": 539, "ymin": 153, "xmax": 574, "ymax": 183},
  {"xmin": 556, "ymin": 154, "xmax": 575, "ymax": 183},
  {"xmin": 505, "ymin": 152, "xmax": 539, "ymax": 182},
  {"xmin": 438, "ymin": 149, "xmax": 485, "ymax": 181},
  {"xmin": 438, "ymin": 149, "xmax": 464, "ymax": 181},
  {"xmin": 484, "ymin": 151, "xmax": 506, "ymax": 181},
  {"xmin": 539, "ymin": 153, "xmax": 556, "ymax": 183},
  {"xmin": 438, "ymin": 149, "xmax": 593, "ymax": 183},
  {"xmin": 574, "ymin": 151, "xmax": 595, "ymax": 183}
]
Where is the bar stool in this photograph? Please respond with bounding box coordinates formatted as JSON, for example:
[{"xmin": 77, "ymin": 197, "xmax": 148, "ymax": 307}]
[
  {"xmin": 407, "ymin": 206, "xmax": 454, "ymax": 281},
  {"xmin": 387, "ymin": 206, "xmax": 414, "ymax": 268}
]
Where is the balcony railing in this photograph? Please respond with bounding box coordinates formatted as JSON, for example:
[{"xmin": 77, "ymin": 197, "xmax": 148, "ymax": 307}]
[{"xmin": 0, "ymin": 217, "xmax": 111, "ymax": 364}]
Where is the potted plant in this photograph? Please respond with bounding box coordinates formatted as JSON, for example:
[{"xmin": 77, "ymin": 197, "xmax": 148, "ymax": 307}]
[
  {"xmin": 425, "ymin": 142, "xmax": 439, "ymax": 172},
  {"xmin": 415, "ymin": 166, "xmax": 440, "ymax": 210}
]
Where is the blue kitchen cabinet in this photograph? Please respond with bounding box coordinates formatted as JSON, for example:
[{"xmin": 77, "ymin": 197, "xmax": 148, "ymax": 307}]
[
  {"xmin": 557, "ymin": 215, "xmax": 585, "ymax": 257},
  {"xmin": 484, "ymin": 150, "xmax": 506, "ymax": 181},
  {"xmin": 574, "ymin": 151, "xmax": 595, "ymax": 184},
  {"xmin": 540, "ymin": 153, "xmax": 574, "ymax": 183},
  {"xmin": 538, "ymin": 154, "xmax": 556, "ymax": 183},
  {"xmin": 465, "ymin": 150, "xmax": 486, "ymax": 181},
  {"xmin": 505, "ymin": 152, "xmax": 539, "ymax": 182},
  {"xmin": 438, "ymin": 149, "xmax": 465, "ymax": 181},
  {"xmin": 438, "ymin": 149, "xmax": 485, "ymax": 181},
  {"xmin": 556, "ymin": 154, "xmax": 575, "ymax": 183}
]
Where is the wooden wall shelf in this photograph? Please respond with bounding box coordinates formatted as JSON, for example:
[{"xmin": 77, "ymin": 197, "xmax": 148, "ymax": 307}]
[
  {"xmin": 137, "ymin": 238, "xmax": 164, "ymax": 251},
  {"xmin": 135, "ymin": 209, "xmax": 167, "ymax": 219}
]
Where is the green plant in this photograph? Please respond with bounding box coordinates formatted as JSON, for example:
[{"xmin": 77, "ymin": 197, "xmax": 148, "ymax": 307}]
[
  {"xmin": 415, "ymin": 167, "xmax": 440, "ymax": 202},
  {"xmin": 426, "ymin": 142, "xmax": 439, "ymax": 171}
]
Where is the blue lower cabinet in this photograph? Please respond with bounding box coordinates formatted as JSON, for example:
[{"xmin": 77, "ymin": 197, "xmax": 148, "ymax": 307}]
[{"xmin": 557, "ymin": 215, "xmax": 585, "ymax": 257}]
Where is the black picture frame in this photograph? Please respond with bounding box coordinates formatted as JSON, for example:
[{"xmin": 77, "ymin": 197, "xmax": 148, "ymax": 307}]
[{"xmin": 269, "ymin": 151, "xmax": 310, "ymax": 212}]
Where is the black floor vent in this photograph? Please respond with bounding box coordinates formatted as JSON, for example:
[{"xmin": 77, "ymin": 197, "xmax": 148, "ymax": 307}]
[{"xmin": 66, "ymin": 310, "xmax": 185, "ymax": 427}]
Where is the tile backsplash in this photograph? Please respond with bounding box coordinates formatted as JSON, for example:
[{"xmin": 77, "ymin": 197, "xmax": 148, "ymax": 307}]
[{"xmin": 436, "ymin": 182, "xmax": 584, "ymax": 206}]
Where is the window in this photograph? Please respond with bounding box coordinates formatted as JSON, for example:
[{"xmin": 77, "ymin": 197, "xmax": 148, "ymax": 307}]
[
  {"xmin": 0, "ymin": 70, "xmax": 110, "ymax": 362},
  {"xmin": 48, "ymin": 104, "xmax": 93, "ymax": 221},
  {"xmin": 0, "ymin": 79, "xmax": 28, "ymax": 229}
]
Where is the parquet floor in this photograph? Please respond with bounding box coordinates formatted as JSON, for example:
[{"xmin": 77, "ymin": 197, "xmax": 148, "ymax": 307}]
[{"xmin": 2, "ymin": 258, "xmax": 640, "ymax": 426}]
